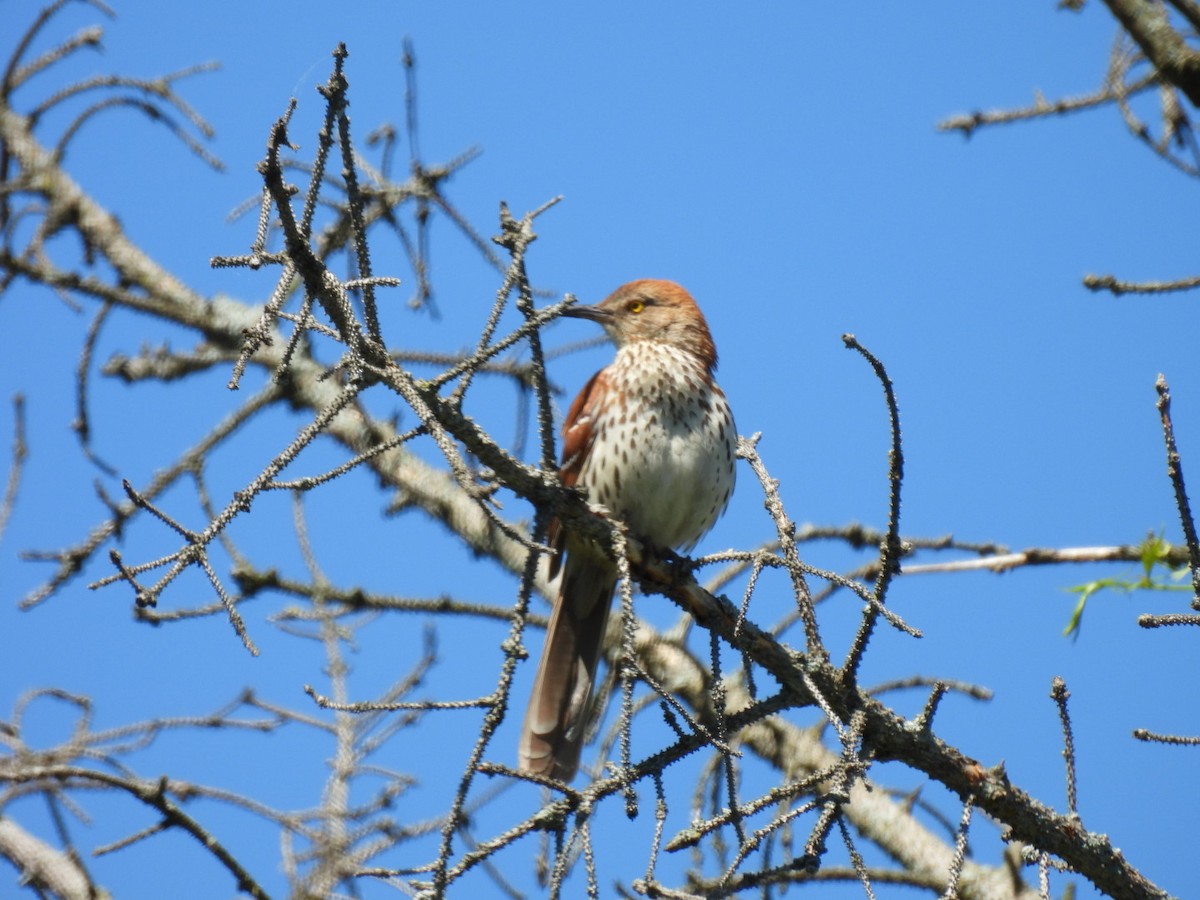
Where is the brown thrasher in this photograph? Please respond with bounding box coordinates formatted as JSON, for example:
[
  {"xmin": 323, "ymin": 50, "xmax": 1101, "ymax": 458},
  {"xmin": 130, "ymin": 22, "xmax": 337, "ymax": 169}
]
[{"xmin": 519, "ymin": 279, "xmax": 737, "ymax": 782}]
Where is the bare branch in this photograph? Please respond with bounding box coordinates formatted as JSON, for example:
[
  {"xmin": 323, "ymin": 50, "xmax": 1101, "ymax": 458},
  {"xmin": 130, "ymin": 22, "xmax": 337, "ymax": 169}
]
[
  {"xmin": 1154, "ymin": 375, "xmax": 1200, "ymax": 602},
  {"xmin": 0, "ymin": 393, "xmax": 26, "ymax": 545},
  {"xmin": 1101, "ymin": 0, "xmax": 1200, "ymax": 107}
]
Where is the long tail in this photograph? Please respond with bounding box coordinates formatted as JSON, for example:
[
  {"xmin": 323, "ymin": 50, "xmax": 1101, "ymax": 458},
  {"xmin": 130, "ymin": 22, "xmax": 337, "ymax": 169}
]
[{"xmin": 519, "ymin": 551, "xmax": 615, "ymax": 782}]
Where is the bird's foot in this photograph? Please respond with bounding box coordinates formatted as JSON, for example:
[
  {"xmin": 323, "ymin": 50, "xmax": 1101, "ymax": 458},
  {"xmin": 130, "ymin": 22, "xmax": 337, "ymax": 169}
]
[{"xmin": 656, "ymin": 545, "xmax": 699, "ymax": 587}]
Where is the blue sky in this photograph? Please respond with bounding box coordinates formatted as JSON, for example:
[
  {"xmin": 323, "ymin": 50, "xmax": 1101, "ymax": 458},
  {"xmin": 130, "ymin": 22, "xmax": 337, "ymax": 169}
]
[{"xmin": 2, "ymin": 2, "xmax": 1197, "ymax": 897}]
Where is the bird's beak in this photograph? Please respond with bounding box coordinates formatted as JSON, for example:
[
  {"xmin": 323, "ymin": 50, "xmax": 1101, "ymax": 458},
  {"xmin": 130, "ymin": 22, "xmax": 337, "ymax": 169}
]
[{"xmin": 560, "ymin": 303, "xmax": 612, "ymax": 324}]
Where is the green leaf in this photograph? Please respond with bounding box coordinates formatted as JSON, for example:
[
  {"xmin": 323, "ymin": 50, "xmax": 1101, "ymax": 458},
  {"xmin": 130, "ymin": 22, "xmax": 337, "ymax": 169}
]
[{"xmin": 1062, "ymin": 532, "xmax": 1189, "ymax": 638}]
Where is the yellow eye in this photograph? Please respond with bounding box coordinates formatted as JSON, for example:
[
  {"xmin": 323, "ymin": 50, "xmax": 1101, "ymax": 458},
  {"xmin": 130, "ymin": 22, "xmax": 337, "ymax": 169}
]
[{"xmin": 628, "ymin": 300, "xmax": 645, "ymax": 314}]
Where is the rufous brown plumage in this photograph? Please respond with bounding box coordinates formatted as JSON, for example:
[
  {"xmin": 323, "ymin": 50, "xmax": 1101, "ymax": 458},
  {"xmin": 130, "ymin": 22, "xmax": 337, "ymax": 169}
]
[{"xmin": 519, "ymin": 279, "xmax": 737, "ymax": 781}]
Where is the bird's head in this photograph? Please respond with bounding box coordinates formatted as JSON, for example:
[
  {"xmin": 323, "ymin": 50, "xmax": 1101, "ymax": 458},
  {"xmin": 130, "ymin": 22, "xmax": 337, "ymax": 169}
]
[{"xmin": 561, "ymin": 279, "xmax": 718, "ymax": 371}]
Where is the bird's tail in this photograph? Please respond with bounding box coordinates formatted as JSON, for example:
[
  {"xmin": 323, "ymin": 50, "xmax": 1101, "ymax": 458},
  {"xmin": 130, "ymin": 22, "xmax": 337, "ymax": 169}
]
[{"xmin": 519, "ymin": 551, "xmax": 615, "ymax": 782}]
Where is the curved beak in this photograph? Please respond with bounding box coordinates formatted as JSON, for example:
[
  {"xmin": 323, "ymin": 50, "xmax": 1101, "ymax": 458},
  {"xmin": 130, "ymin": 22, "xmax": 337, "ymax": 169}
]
[{"xmin": 560, "ymin": 302, "xmax": 612, "ymax": 324}]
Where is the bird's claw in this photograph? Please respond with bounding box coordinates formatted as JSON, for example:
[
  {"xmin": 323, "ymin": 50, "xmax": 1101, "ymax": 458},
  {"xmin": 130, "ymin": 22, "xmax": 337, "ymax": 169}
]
[{"xmin": 656, "ymin": 546, "xmax": 698, "ymax": 586}]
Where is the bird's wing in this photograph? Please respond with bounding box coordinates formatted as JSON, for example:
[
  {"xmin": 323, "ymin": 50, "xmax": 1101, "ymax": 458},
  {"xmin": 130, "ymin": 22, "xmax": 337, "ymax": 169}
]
[{"xmin": 546, "ymin": 368, "xmax": 606, "ymax": 579}]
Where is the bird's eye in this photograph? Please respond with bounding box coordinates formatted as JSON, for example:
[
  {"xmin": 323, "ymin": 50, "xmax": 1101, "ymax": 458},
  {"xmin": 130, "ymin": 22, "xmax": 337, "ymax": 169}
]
[{"xmin": 627, "ymin": 300, "xmax": 645, "ymax": 314}]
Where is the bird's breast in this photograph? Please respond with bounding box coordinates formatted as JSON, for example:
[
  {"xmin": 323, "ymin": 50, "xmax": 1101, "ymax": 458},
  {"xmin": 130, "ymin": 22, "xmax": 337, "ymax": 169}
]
[{"xmin": 579, "ymin": 343, "xmax": 736, "ymax": 551}]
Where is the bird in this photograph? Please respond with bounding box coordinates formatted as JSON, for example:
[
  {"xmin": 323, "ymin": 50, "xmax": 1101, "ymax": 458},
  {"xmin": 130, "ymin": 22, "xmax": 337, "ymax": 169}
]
[{"xmin": 519, "ymin": 279, "xmax": 737, "ymax": 782}]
